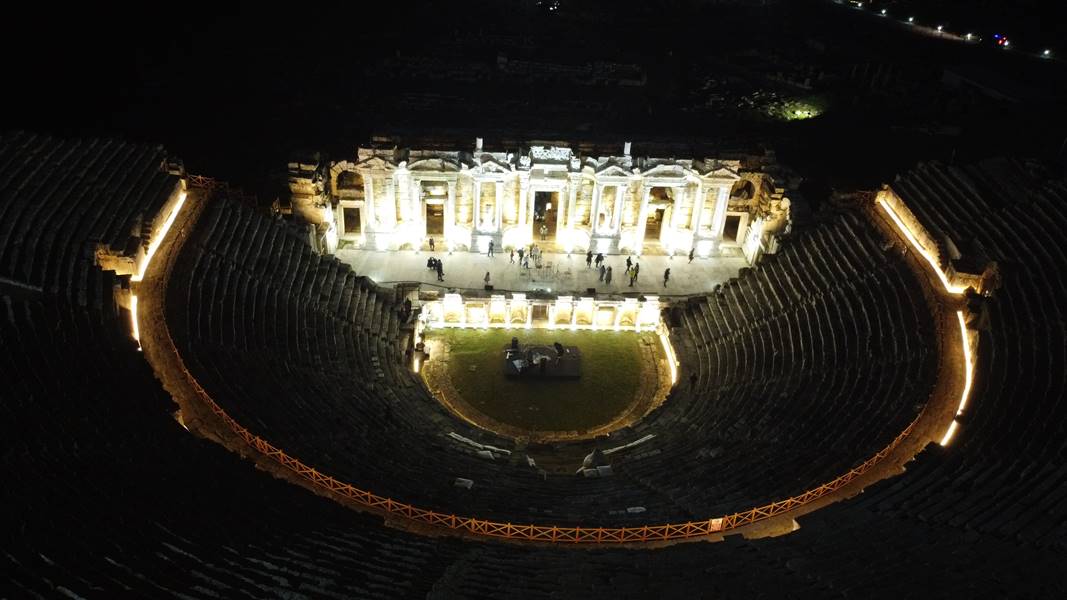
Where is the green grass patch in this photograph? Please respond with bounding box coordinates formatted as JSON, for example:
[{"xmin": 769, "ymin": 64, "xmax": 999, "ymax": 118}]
[{"xmin": 431, "ymin": 328, "xmax": 650, "ymax": 432}]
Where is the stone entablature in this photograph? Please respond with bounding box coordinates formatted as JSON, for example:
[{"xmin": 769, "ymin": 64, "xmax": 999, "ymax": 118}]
[{"xmin": 289, "ymin": 140, "xmax": 791, "ymax": 261}]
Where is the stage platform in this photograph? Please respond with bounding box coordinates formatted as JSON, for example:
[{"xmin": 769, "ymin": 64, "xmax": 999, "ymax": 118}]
[{"xmin": 503, "ymin": 343, "xmax": 582, "ymax": 379}]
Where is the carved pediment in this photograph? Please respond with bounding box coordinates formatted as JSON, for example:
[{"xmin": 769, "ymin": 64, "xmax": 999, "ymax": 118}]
[
  {"xmin": 640, "ymin": 163, "xmax": 687, "ymax": 179},
  {"xmin": 595, "ymin": 164, "xmax": 632, "ymax": 177},
  {"xmin": 408, "ymin": 157, "xmax": 461, "ymax": 172},
  {"xmin": 476, "ymin": 157, "xmax": 513, "ymax": 174},
  {"xmin": 353, "ymin": 155, "xmax": 397, "ymax": 171},
  {"xmin": 703, "ymin": 165, "xmax": 741, "ymax": 180}
]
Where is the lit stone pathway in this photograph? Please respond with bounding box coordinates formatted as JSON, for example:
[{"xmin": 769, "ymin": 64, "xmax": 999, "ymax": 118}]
[{"xmin": 335, "ymin": 248, "xmax": 749, "ymax": 296}]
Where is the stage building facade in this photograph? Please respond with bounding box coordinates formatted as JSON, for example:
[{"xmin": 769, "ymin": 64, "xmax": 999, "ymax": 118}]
[{"xmin": 287, "ymin": 139, "xmax": 791, "ymax": 263}]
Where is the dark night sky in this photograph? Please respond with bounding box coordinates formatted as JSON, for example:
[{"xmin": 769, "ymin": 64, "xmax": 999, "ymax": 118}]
[{"xmin": 4, "ymin": 1, "xmax": 1066, "ymax": 198}]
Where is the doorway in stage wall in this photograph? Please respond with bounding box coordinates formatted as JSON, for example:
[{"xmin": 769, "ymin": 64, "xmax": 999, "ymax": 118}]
[
  {"xmin": 645, "ymin": 207, "xmax": 666, "ymax": 241},
  {"xmin": 342, "ymin": 206, "xmax": 361, "ymax": 235},
  {"xmin": 425, "ymin": 202, "xmax": 445, "ymax": 236},
  {"xmin": 723, "ymin": 214, "xmax": 742, "ymax": 244},
  {"xmin": 533, "ymin": 191, "xmax": 558, "ymax": 242}
]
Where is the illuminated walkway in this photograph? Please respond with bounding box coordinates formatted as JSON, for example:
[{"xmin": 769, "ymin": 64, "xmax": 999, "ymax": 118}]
[{"xmin": 336, "ymin": 247, "xmax": 749, "ymax": 296}]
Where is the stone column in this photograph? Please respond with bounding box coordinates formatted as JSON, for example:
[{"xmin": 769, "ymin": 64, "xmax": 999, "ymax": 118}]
[
  {"xmin": 395, "ymin": 171, "xmax": 409, "ymax": 223},
  {"xmin": 473, "ymin": 180, "xmax": 482, "ymax": 231},
  {"xmin": 634, "ymin": 186, "xmax": 652, "ymax": 254},
  {"xmin": 690, "ymin": 182, "xmax": 704, "ymax": 231},
  {"xmin": 364, "ymin": 175, "xmax": 376, "ymax": 228},
  {"xmin": 567, "ymin": 179, "xmax": 579, "ymax": 230},
  {"xmin": 446, "ymin": 180, "xmax": 456, "ymax": 235},
  {"xmin": 386, "ymin": 177, "xmax": 398, "ymax": 225},
  {"xmin": 710, "ymin": 185, "xmax": 730, "ymax": 250},
  {"xmin": 672, "ymin": 185, "xmax": 686, "ymax": 231},
  {"xmin": 494, "ymin": 180, "xmax": 504, "ymax": 231},
  {"xmin": 411, "ymin": 178, "xmax": 422, "ymax": 229},
  {"xmin": 590, "ymin": 181, "xmax": 602, "ymax": 233},
  {"xmin": 611, "ymin": 184, "xmax": 627, "ymax": 231},
  {"xmin": 518, "ymin": 176, "xmax": 529, "ymax": 228}
]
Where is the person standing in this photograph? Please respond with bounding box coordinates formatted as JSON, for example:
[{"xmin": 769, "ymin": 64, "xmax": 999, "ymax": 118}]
[
  {"xmin": 509, "ymin": 248, "xmax": 515, "ymax": 263},
  {"xmin": 625, "ymin": 255, "xmax": 633, "ymax": 273},
  {"xmin": 484, "ymin": 271, "xmax": 491, "ymax": 287},
  {"xmin": 540, "ymin": 223, "xmax": 548, "ymax": 241},
  {"xmin": 663, "ymin": 267, "xmax": 671, "ymax": 287},
  {"xmin": 628, "ymin": 270, "xmax": 636, "ymax": 287},
  {"xmin": 633, "ymin": 262, "xmax": 640, "ymax": 281},
  {"xmin": 598, "ymin": 264, "xmax": 606, "ymax": 282},
  {"xmin": 488, "ymin": 240, "xmax": 495, "ymax": 258},
  {"xmin": 595, "ymin": 252, "xmax": 604, "ymax": 268},
  {"xmin": 605, "ymin": 266, "xmax": 613, "ymax": 285},
  {"xmin": 429, "ymin": 237, "xmax": 436, "ymax": 252},
  {"xmin": 586, "ymin": 250, "xmax": 593, "ymax": 269},
  {"xmin": 688, "ymin": 247, "xmax": 694, "ymax": 263},
  {"xmin": 517, "ymin": 246, "xmax": 525, "ymax": 265},
  {"xmin": 435, "ymin": 260, "xmax": 444, "ymax": 282}
]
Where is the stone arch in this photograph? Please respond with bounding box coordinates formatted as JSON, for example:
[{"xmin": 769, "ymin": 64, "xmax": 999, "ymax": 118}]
[
  {"xmin": 730, "ymin": 179, "xmax": 756, "ymax": 200},
  {"xmin": 329, "ymin": 161, "xmax": 363, "ymax": 197}
]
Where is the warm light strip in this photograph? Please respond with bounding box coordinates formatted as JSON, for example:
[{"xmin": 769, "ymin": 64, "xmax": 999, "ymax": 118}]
[
  {"xmin": 939, "ymin": 420, "xmax": 959, "ymax": 446},
  {"xmin": 955, "ymin": 310, "xmax": 974, "ymax": 416},
  {"xmin": 132, "ymin": 191, "xmax": 187, "ymax": 282},
  {"xmin": 658, "ymin": 327, "xmax": 679, "ymax": 385},
  {"xmin": 877, "ymin": 198, "xmax": 965, "ymax": 294},
  {"xmin": 130, "ymin": 295, "xmax": 141, "ymax": 345}
]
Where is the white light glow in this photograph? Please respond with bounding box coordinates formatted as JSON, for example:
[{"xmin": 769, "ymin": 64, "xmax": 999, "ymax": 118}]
[
  {"xmin": 130, "ymin": 294, "xmax": 141, "ymax": 346},
  {"xmin": 658, "ymin": 327, "xmax": 678, "ymax": 385},
  {"xmin": 696, "ymin": 240, "xmax": 714, "ymax": 258},
  {"xmin": 955, "ymin": 310, "xmax": 974, "ymax": 416},
  {"xmin": 132, "ymin": 192, "xmax": 187, "ymax": 282},
  {"xmin": 877, "ymin": 198, "xmax": 966, "ymax": 294},
  {"xmin": 939, "ymin": 420, "xmax": 959, "ymax": 446}
]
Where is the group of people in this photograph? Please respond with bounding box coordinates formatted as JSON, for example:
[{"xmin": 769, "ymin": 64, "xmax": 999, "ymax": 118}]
[
  {"xmin": 584, "ymin": 250, "xmax": 671, "ymax": 287},
  {"xmin": 425, "ymin": 256, "xmax": 445, "ymax": 281},
  {"xmin": 426, "ymin": 240, "xmax": 682, "ymax": 288},
  {"xmin": 509, "ymin": 244, "xmax": 543, "ymax": 270}
]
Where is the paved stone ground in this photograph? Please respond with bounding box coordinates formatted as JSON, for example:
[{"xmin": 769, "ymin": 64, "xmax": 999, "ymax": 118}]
[{"xmin": 335, "ymin": 248, "xmax": 750, "ymax": 297}]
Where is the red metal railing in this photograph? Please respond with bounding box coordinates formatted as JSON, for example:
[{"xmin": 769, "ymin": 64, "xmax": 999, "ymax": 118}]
[{"xmin": 166, "ymin": 326, "xmax": 920, "ymax": 543}]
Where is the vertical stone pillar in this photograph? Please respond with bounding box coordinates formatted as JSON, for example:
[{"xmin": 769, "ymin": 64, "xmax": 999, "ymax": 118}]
[
  {"xmin": 411, "ymin": 178, "xmax": 422, "ymax": 229},
  {"xmin": 494, "ymin": 180, "xmax": 504, "ymax": 231},
  {"xmin": 611, "ymin": 184, "xmax": 627, "ymax": 231},
  {"xmin": 473, "ymin": 180, "xmax": 482, "ymax": 231},
  {"xmin": 395, "ymin": 170, "xmax": 409, "ymax": 224},
  {"xmin": 567, "ymin": 179, "xmax": 579, "ymax": 230},
  {"xmin": 672, "ymin": 185, "xmax": 686, "ymax": 231},
  {"xmin": 446, "ymin": 180, "xmax": 456, "ymax": 236},
  {"xmin": 710, "ymin": 185, "xmax": 730, "ymax": 251},
  {"xmin": 364, "ymin": 174, "xmax": 376, "ymax": 228},
  {"xmin": 690, "ymin": 182, "xmax": 704, "ymax": 231},
  {"xmin": 590, "ymin": 181, "xmax": 602, "ymax": 233},
  {"xmin": 634, "ymin": 186, "xmax": 652, "ymax": 254},
  {"xmin": 518, "ymin": 176, "xmax": 529, "ymax": 228}
]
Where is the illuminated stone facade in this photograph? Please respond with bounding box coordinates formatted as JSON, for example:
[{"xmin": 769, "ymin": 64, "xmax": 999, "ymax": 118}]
[{"xmin": 289, "ymin": 140, "xmax": 790, "ymax": 261}]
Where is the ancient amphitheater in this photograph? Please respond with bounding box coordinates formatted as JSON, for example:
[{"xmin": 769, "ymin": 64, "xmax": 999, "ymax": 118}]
[{"xmin": 3, "ymin": 131, "xmax": 1065, "ymax": 598}]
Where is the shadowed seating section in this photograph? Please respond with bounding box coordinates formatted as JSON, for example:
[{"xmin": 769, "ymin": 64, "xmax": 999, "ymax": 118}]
[
  {"xmin": 839, "ymin": 160, "xmax": 1067, "ymax": 549},
  {"xmin": 0, "ymin": 132, "xmax": 179, "ymax": 299},
  {"xmin": 166, "ymin": 197, "xmax": 937, "ymax": 528},
  {"xmin": 4, "ymin": 134, "xmax": 1066, "ymax": 598},
  {"xmin": 618, "ymin": 211, "xmax": 937, "ymax": 517}
]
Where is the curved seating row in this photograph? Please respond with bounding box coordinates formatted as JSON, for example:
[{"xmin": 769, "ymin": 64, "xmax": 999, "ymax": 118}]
[
  {"xmin": 166, "ymin": 196, "xmax": 938, "ymax": 528},
  {"xmin": 5, "ymin": 134, "xmax": 1064, "ymax": 596}
]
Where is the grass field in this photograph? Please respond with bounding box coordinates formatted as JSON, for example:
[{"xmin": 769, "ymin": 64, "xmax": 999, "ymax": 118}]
[{"xmin": 429, "ymin": 328, "xmax": 650, "ymax": 433}]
